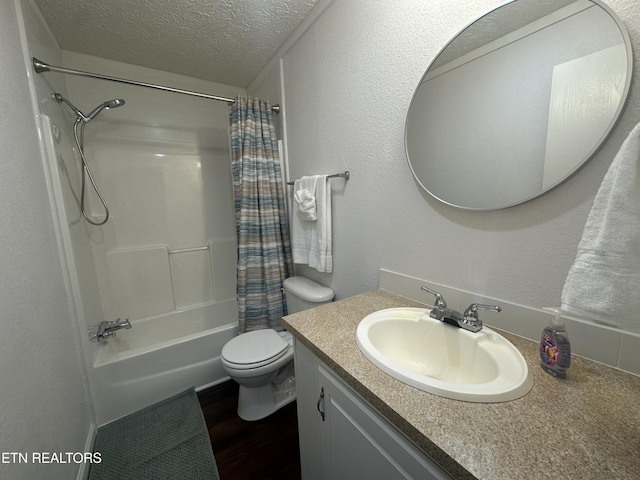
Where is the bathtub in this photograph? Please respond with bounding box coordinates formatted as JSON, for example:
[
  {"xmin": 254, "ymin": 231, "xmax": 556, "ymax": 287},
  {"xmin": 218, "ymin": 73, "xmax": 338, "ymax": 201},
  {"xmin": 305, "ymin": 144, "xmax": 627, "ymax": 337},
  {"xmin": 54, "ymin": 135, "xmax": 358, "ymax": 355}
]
[{"xmin": 90, "ymin": 300, "xmax": 238, "ymax": 426}]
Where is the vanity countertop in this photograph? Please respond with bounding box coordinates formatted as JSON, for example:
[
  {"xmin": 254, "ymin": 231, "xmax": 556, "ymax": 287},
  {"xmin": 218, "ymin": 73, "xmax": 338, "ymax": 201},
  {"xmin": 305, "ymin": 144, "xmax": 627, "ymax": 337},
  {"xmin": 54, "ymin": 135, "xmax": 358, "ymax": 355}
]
[{"xmin": 282, "ymin": 289, "xmax": 640, "ymax": 480}]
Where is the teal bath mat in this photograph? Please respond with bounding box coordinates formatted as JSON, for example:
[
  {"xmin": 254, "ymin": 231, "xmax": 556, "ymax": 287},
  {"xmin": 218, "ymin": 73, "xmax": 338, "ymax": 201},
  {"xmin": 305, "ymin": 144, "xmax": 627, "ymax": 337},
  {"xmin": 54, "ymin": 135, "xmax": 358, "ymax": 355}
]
[{"xmin": 88, "ymin": 388, "xmax": 219, "ymax": 480}]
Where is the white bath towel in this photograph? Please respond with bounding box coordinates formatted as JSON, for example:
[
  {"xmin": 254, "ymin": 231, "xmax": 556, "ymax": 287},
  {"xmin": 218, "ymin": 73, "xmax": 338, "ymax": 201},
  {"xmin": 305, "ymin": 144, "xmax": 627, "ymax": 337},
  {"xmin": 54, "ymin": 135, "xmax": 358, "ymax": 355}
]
[
  {"xmin": 294, "ymin": 176, "xmax": 318, "ymax": 221},
  {"xmin": 291, "ymin": 175, "xmax": 332, "ymax": 273},
  {"xmin": 561, "ymin": 122, "xmax": 640, "ymax": 333}
]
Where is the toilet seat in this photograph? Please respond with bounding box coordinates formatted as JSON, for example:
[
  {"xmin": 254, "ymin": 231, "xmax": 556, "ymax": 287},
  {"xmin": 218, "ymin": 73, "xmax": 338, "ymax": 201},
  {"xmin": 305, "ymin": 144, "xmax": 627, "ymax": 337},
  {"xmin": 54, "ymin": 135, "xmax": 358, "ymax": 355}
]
[{"xmin": 222, "ymin": 329, "xmax": 289, "ymax": 370}]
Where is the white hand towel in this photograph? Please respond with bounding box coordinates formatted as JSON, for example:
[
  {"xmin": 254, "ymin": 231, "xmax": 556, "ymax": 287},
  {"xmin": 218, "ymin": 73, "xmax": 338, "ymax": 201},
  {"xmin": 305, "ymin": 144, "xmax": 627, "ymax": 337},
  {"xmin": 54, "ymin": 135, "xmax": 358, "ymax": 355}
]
[
  {"xmin": 294, "ymin": 176, "xmax": 318, "ymax": 221},
  {"xmin": 291, "ymin": 175, "xmax": 332, "ymax": 273},
  {"xmin": 561, "ymin": 122, "xmax": 640, "ymax": 333}
]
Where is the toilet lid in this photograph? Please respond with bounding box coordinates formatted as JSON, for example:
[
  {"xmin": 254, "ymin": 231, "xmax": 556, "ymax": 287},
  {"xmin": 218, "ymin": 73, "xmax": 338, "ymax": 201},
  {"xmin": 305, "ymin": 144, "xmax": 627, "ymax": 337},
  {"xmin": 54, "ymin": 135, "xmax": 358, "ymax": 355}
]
[{"xmin": 222, "ymin": 329, "xmax": 289, "ymax": 368}]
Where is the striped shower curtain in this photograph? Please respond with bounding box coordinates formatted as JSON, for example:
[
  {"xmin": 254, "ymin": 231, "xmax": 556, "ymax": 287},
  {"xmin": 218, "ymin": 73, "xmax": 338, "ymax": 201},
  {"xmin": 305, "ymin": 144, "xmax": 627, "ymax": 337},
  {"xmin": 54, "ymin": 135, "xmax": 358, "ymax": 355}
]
[{"xmin": 229, "ymin": 95, "xmax": 293, "ymax": 333}]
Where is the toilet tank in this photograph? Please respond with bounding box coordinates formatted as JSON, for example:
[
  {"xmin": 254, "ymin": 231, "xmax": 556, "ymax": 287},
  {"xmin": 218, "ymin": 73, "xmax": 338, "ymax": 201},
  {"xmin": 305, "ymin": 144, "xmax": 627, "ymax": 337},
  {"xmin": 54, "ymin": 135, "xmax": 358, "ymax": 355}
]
[{"xmin": 283, "ymin": 276, "xmax": 334, "ymax": 314}]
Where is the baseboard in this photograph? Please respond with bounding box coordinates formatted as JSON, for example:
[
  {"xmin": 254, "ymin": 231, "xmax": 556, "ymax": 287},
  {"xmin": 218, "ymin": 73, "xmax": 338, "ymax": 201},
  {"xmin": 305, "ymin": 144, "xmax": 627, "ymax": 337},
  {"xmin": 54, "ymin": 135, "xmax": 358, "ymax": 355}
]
[{"xmin": 76, "ymin": 422, "xmax": 96, "ymax": 480}]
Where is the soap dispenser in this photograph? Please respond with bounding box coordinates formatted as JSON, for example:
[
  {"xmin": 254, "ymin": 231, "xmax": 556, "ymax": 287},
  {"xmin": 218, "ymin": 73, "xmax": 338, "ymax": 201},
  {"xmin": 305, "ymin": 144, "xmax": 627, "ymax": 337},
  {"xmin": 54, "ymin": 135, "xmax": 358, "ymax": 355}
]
[{"xmin": 540, "ymin": 309, "xmax": 571, "ymax": 378}]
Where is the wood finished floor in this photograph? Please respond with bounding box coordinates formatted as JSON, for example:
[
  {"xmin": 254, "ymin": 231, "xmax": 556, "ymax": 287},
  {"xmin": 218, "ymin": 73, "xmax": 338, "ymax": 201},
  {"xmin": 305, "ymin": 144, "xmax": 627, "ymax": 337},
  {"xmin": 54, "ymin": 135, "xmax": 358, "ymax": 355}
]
[{"xmin": 198, "ymin": 381, "xmax": 302, "ymax": 480}]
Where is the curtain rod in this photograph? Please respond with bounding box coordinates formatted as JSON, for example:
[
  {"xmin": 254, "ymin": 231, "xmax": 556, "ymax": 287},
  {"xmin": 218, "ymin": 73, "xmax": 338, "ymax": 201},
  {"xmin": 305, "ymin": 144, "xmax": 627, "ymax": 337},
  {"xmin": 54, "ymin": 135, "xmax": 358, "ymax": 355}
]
[{"xmin": 32, "ymin": 57, "xmax": 280, "ymax": 113}]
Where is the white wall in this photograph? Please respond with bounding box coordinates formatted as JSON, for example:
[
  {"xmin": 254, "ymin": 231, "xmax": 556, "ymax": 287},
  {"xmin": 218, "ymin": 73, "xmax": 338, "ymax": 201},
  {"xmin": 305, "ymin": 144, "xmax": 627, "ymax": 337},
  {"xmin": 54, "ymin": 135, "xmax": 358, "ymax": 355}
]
[
  {"xmin": 275, "ymin": 0, "xmax": 640, "ymax": 363},
  {"xmin": 0, "ymin": 1, "xmax": 92, "ymax": 479}
]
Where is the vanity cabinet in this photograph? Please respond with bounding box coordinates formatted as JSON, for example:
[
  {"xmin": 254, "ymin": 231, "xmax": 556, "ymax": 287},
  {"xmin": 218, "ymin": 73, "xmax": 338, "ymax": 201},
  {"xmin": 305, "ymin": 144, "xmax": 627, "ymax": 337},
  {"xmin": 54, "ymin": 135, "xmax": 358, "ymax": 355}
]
[{"xmin": 294, "ymin": 340, "xmax": 452, "ymax": 480}]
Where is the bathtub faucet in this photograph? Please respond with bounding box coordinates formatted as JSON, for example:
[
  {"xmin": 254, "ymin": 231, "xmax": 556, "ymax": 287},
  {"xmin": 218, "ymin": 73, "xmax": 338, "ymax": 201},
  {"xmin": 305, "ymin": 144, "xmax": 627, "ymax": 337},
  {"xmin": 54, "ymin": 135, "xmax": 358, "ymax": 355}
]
[{"xmin": 89, "ymin": 318, "xmax": 131, "ymax": 342}]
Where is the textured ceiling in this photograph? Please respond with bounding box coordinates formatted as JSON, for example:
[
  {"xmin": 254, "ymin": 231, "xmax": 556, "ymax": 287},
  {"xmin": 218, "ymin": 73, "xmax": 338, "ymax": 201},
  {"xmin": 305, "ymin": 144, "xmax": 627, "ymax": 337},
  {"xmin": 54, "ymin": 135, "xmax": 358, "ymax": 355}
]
[{"xmin": 33, "ymin": 0, "xmax": 318, "ymax": 87}]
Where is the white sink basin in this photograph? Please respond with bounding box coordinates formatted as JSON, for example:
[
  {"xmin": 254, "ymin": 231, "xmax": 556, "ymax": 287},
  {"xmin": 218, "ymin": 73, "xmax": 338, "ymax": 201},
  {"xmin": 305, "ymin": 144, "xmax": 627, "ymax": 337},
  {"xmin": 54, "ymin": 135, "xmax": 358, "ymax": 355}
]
[{"xmin": 356, "ymin": 308, "xmax": 533, "ymax": 402}]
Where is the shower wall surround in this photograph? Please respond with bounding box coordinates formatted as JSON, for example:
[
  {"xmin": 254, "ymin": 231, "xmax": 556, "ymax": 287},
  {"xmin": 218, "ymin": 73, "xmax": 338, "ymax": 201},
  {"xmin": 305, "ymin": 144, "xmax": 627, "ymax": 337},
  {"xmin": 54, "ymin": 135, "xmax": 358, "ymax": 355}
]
[
  {"xmin": 32, "ymin": 47, "xmax": 246, "ymax": 424},
  {"xmin": 61, "ymin": 51, "xmax": 242, "ymax": 331}
]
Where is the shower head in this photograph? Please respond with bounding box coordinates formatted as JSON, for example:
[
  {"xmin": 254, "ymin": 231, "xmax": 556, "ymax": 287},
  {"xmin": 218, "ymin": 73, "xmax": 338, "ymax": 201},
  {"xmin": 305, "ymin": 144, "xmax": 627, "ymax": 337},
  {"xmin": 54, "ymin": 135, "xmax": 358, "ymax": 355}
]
[
  {"xmin": 54, "ymin": 93, "xmax": 125, "ymax": 123},
  {"xmin": 86, "ymin": 98, "xmax": 126, "ymax": 122}
]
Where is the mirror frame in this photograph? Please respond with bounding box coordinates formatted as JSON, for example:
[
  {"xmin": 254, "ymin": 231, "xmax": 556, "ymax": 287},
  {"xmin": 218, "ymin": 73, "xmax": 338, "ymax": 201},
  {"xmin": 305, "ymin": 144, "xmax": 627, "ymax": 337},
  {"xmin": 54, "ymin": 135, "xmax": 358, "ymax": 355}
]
[{"xmin": 405, "ymin": 0, "xmax": 633, "ymax": 211}]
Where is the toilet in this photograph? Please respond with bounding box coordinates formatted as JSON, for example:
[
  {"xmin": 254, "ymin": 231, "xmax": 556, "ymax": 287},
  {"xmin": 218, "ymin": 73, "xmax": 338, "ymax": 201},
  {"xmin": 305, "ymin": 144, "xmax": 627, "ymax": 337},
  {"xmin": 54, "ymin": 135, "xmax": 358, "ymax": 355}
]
[{"xmin": 221, "ymin": 276, "xmax": 334, "ymax": 421}]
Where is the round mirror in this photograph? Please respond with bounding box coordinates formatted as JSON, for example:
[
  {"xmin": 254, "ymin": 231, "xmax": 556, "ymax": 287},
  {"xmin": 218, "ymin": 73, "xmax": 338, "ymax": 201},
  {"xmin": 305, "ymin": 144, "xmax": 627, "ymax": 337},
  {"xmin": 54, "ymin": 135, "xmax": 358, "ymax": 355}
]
[{"xmin": 405, "ymin": 0, "xmax": 633, "ymax": 210}]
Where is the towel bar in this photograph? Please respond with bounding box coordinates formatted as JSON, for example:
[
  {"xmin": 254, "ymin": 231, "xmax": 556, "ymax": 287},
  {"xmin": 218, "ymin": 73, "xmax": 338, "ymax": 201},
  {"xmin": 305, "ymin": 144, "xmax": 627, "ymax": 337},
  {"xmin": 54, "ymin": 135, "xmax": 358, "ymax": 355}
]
[{"xmin": 287, "ymin": 171, "xmax": 350, "ymax": 185}]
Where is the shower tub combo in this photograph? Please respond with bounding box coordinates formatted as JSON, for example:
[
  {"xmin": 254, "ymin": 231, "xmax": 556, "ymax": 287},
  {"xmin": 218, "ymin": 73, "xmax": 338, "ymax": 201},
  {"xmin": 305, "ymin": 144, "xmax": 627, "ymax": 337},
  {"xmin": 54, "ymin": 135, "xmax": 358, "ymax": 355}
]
[{"xmin": 41, "ymin": 106, "xmax": 240, "ymax": 426}]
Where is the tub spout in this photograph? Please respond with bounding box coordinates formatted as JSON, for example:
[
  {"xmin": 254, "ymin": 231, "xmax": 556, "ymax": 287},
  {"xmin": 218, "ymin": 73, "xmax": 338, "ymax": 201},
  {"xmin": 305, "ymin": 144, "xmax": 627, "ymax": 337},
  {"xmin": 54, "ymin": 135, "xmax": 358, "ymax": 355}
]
[{"xmin": 89, "ymin": 318, "xmax": 131, "ymax": 342}]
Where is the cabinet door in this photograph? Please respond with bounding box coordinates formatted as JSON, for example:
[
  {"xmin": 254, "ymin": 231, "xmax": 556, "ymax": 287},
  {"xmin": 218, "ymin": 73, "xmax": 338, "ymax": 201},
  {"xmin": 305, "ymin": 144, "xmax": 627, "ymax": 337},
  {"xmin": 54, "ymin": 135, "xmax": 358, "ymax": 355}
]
[
  {"xmin": 318, "ymin": 366, "xmax": 452, "ymax": 480},
  {"xmin": 294, "ymin": 340, "xmax": 324, "ymax": 480}
]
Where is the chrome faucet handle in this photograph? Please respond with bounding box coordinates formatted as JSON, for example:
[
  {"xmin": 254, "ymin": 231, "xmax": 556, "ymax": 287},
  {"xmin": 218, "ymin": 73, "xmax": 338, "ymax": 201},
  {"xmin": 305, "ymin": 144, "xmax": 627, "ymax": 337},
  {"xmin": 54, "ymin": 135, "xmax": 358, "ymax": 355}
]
[
  {"xmin": 462, "ymin": 303, "xmax": 501, "ymax": 332},
  {"xmin": 420, "ymin": 286, "xmax": 447, "ymax": 308},
  {"xmin": 88, "ymin": 318, "xmax": 131, "ymax": 342},
  {"xmin": 114, "ymin": 318, "xmax": 131, "ymax": 329},
  {"xmin": 464, "ymin": 303, "xmax": 502, "ymax": 318}
]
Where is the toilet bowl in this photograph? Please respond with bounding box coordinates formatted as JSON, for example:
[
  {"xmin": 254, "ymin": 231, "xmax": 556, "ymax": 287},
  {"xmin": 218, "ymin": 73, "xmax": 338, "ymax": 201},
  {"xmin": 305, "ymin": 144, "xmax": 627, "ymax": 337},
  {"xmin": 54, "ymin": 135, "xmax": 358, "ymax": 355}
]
[
  {"xmin": 222, "ymin": 276, "xmax": 334, "ymax": 421},
  {"xmin": 222, "ymin": 329, "xmax": 295, "ymax": 421}
]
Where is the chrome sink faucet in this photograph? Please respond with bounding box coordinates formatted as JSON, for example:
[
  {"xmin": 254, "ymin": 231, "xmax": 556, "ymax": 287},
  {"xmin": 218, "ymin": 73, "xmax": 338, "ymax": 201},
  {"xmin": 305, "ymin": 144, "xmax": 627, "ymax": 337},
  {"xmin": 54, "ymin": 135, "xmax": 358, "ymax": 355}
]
[
  {"xmin": 420, "ymin": 286, "xmax": 501, "ymax": 333},
  {"xmin": 420, "ymin": 286, "xmax": 463, "ymax": 326},
  {"xmin": 89, "ymin": 318, "xmax": 131, "ymax": 342}
]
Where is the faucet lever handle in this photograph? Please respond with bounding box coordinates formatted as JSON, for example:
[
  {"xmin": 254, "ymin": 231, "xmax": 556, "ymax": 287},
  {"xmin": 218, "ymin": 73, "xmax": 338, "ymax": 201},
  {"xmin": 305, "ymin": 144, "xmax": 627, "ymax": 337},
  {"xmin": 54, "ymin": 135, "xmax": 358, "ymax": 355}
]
[
  {"xmin": 420, "ymin": 286, "xmax": 447, "ymax": 308},
  {"xmin": 117, "ymin": 318, "xmax": 132, "ymax": 329},
  {"xmin": 459, "ymin": 304, "xmax": 501, "ymax": 333},
  {"xmin": 464, "ymin": 303, "xmax": 502, "ymax": 320}
]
